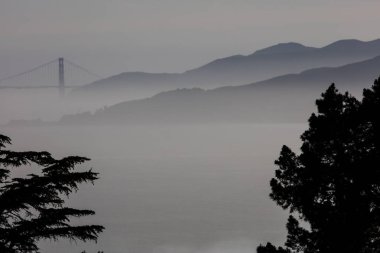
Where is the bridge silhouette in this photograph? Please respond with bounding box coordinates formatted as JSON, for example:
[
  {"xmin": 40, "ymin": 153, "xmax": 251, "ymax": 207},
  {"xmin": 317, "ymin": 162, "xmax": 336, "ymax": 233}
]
[{"xmin": 0, "ymin": 58, "xmax": 102, "ymax": 96}]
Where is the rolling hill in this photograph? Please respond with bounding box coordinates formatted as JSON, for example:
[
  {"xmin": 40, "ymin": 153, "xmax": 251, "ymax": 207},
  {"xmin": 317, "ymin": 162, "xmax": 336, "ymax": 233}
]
[
  {"xmin": 60, "ymin": 55, "xmax": 380, "ymax": 125},
  {"xmin": 72, "ymin": 39, "xmax": 380, "ymax": 101}
]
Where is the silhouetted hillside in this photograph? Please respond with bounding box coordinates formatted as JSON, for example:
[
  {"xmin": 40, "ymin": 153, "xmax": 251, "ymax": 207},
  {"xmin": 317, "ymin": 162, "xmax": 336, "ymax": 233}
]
[
  {"xmin": 72, "ymin": 38, "xmax": 380, "ymax": 100},
  {"xmin": 252, "ymin": 42, "xmax": 315, "ymax": 55},
  {"xmin": 59, "ymin": 56, "xmax": 380, "ymax": 125}
]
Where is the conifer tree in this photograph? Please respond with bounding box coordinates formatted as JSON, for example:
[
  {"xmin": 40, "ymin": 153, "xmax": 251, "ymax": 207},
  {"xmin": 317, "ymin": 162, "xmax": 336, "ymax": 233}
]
[
  {"xmin": 0, "ymin": 134, "xmax": 104, "ymax": 252},
  {"xmin": 258, "ymin": 77, "xmax": 380, "ymax": 253}
]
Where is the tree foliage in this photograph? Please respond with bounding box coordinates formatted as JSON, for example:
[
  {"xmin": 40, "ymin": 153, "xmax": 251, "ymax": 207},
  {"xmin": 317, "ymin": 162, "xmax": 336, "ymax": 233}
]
[
  {"xmin": 257, "ymin": 77, "xmax": 380, "ymax": 253},
  {"xmin": 0, "ymin": 134, "xmax": 104, "ymax": 252}
]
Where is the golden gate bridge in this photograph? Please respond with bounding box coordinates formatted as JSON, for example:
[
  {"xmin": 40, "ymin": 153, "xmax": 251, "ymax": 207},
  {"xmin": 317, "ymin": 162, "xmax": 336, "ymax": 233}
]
[{"xmin": 0, "ymin": 58, "xmax": 102, "ymax": 97}]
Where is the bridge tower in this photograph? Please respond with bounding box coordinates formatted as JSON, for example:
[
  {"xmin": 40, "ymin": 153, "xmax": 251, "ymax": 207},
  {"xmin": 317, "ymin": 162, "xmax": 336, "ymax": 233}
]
[{"xmin": 58, "ymin": 57, "xmax": 65, "ymax": 97}]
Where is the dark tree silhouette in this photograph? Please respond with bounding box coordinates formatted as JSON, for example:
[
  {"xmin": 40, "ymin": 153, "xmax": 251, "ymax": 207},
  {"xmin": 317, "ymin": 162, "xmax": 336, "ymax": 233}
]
[
  {"xmin": 257, "ymin": 77, "xmax": 380, "ymax": 253},
  {"xmin": 0, "ymin": 134, "xmax": 104, "ymax": 252},
  {"xmin": 257, "ymin": 242, "xmax": 288, "ymax": 253}
]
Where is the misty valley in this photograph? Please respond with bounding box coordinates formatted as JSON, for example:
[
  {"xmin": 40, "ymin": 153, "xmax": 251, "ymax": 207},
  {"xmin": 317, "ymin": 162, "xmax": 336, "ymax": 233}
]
[
  {"xmin": 2, "ymin": 36, "xmax": 380, "ymax": 253},
  {"xmin": 3, "ymin": 124, "xmax": 304, "ymax": 253}
]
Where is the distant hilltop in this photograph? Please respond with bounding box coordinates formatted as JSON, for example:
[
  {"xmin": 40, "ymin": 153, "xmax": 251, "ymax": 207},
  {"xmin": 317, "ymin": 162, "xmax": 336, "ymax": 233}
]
[
  {"xmin": 72, "ymin": 38, "xmax": 380, "ymax": 101},
  {"xmin": 56, "ymin": 54, "xmax": 380, "ymax": 125},
  {"xmin": 9, "ymin": 38, "xmax": 380, "ymax": 127}
]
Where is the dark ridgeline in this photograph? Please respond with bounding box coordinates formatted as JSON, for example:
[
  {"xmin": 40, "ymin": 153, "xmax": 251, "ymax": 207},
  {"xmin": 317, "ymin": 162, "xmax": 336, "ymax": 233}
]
[
  {"xmin": 57, "ymin": 55, "xmax": 380, "ymax": 126},
  {"xmin": 0, "ymin": 135, "xmax": 104, "ymax": 252},
  {"xmin": 257, "ymin": 77, "xmax": 380, "ymax": 253},
  {"xmin": 72, "ymin": 39, "xmax": 380, "ymax": 99}
]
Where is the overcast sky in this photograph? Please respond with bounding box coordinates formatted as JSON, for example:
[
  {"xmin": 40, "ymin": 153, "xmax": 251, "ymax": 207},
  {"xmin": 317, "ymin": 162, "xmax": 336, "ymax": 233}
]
[{"xmin": 1, "ymin": 0, "xmax": 379, "ymax": 78}]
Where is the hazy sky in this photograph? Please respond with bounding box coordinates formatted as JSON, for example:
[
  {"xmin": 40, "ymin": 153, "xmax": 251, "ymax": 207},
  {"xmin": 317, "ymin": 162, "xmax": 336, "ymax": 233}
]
[{"xmin": 1, "ymin": 0, "xmax": 379, "ymax": 78}]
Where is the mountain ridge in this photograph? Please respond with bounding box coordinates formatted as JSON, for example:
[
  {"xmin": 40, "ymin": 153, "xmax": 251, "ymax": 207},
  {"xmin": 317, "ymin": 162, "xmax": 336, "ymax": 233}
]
[
  {"xmin": 58, "ymin": 54, "xmax": 380, "ymax": 125},
  {"xmin": 72, "ymin": 38, "xmax": 380, "ymax": 101},
  {"xmin": 251, "ymin": 42, "xmax": 315, "ymax": 55}
]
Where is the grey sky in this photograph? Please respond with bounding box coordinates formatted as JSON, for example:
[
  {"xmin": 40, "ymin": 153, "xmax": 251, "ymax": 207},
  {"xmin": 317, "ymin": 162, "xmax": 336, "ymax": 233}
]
[{"xmin": 1, "ymin": 0, "xmax": 379, "ymax": 78}]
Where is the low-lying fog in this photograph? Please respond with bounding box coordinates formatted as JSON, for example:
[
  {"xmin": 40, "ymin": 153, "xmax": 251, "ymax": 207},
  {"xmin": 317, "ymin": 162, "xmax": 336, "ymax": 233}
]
[
  {"xmin": 0, "ymin": 88, "xmax": 149, "ymax": 125},
  {"xmin": 3, "ymin": 123, "xmax": 305, "ymax": 253}
]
